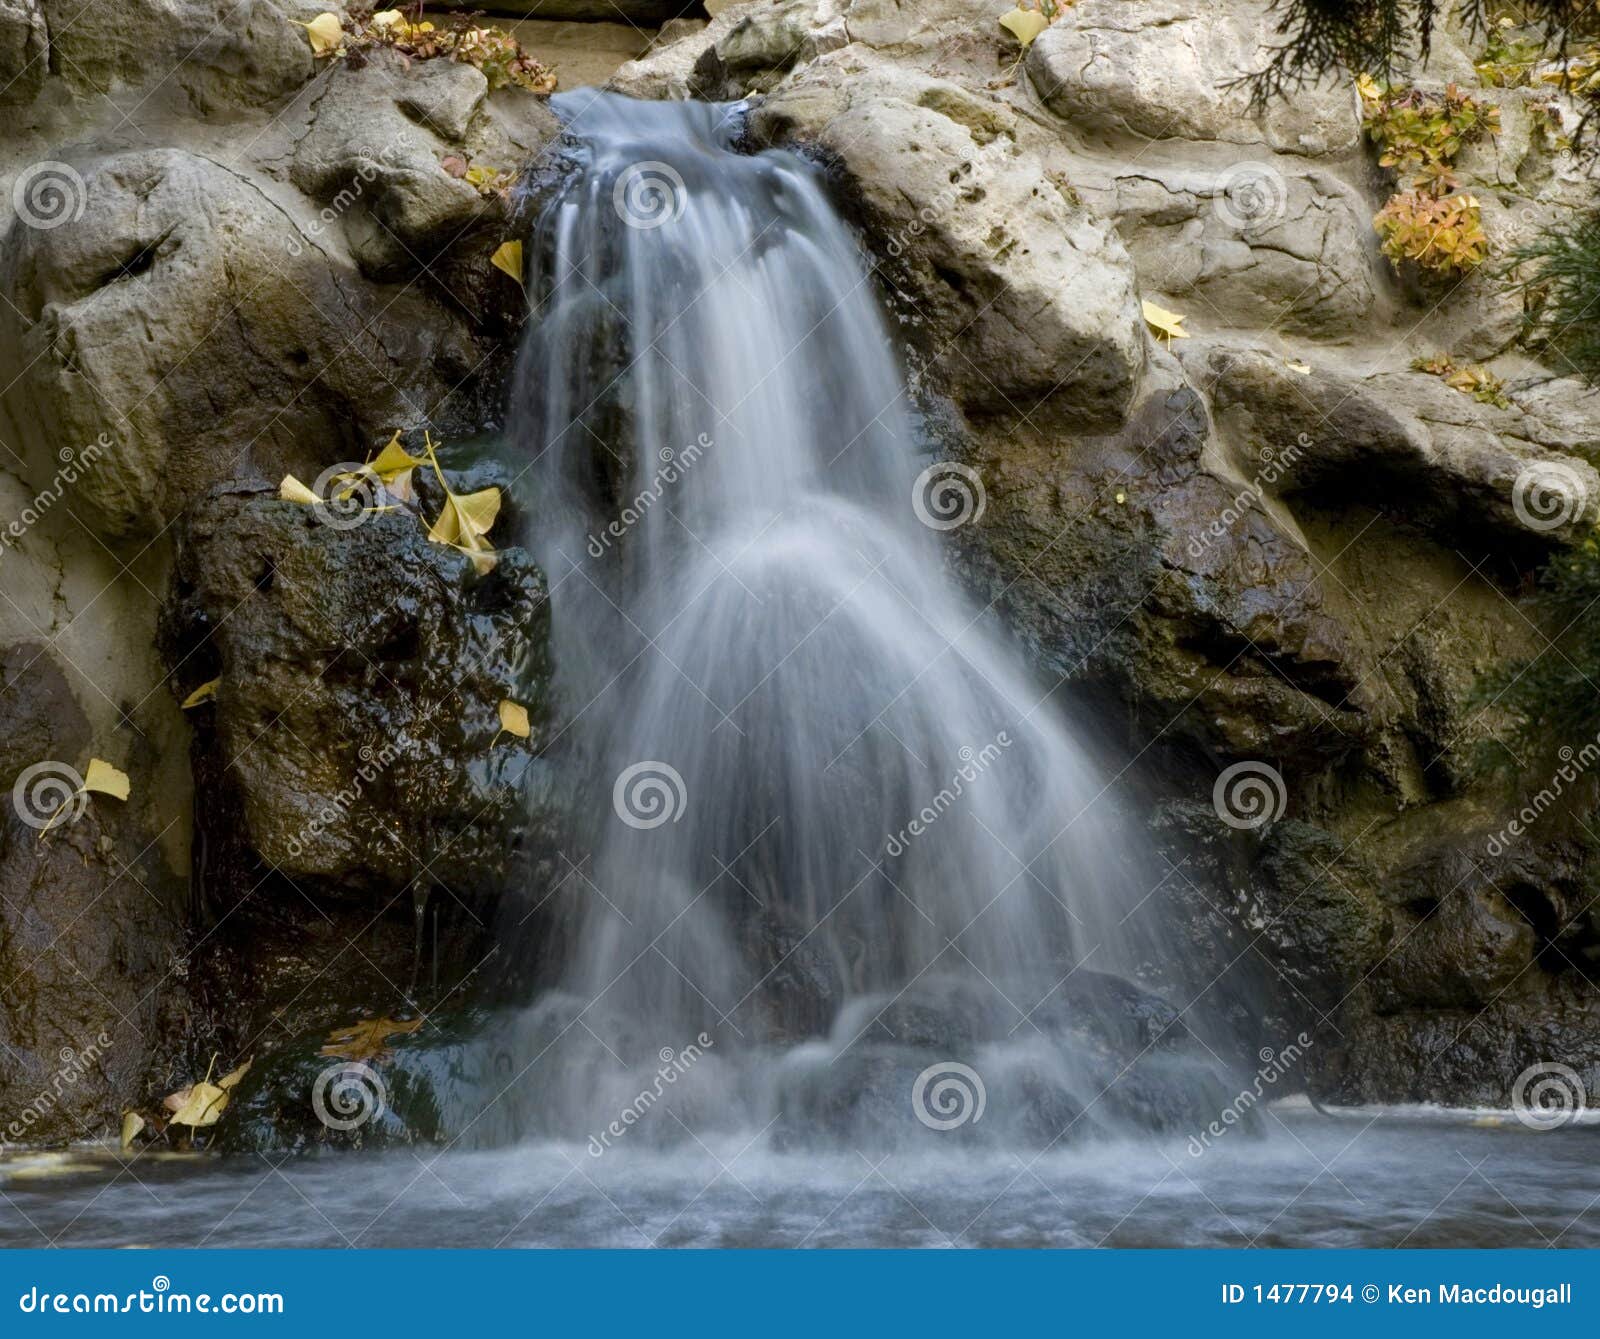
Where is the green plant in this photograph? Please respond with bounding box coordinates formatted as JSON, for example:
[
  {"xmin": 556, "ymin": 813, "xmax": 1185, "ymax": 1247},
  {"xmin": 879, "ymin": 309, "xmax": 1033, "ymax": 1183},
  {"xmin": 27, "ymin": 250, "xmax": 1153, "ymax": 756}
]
[
  {"xmin": 321, "ymin": 8, "xmax": 558, "ymax": 95},
  {"xmin": 1475, "ymin": 18, "xmax": 1548, "ymax": 86},
  {"xmin": 1509, "ymin": 206, "xmax": 1600, "ymax": 381},
  {"xmin": 1360, "ymin": 79, "xmax": 1502, "ymax": 175},
  {"xmin": 1375, "ymin": 188, "xmax": 1490, "ymax": 275}
]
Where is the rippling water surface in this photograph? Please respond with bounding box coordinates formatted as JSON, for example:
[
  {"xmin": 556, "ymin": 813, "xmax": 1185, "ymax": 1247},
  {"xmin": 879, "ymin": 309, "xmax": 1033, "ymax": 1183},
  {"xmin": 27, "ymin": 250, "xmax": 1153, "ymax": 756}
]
[{"xmin": 3, "ymin": 1110, "xmax": 1594, "ymax": 1248}]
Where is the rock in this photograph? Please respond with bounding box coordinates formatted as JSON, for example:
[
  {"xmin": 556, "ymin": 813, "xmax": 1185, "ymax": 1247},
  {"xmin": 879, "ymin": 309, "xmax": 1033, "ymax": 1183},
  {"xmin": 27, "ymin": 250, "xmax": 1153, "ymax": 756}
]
[
  {"xmin": 162, "ymin": 481, "xmax": 554, "ymax": 893},
  {"xmin": 0, "ymin": 751, "xmax": 190, "ymax": 1145},
  {"xmin": 752, "ymin": 49, "xmax": 1145, "ymax": 426},
  {"xmin": 0, "ymin": 147, "xmax": 485, "ymax": 539},
  {"xmin": 1026, "ymin": 0, "xmax": 1361, "ymax": 155},
  {"xmin": 0, "ymin": 646, "xmax": 90, "ymax": 793},
  {"xmin": 1093, "ymin": 160, "xmax": 1378, "ymax": 337},
  {"xmin": 474, "ymin": 0, "xmax": 702, "ymax": 19},
  {"xmin": 0, "ymin": 0, "xmax": 46, "ymax": 106},
  {"xmin": 394, "ymin": 59, "xmax": 488, "ymax": 143},
  {"xmin": 41, "ymin": 0, "xmax": 317, "ymax": 112}
]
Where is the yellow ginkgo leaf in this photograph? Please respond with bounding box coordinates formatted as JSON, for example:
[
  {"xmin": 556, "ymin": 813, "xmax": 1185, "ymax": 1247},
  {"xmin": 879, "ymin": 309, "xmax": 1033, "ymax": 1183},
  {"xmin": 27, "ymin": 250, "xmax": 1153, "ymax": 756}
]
[
  {"xmin": 370, "ymin": 8, "xmax": 405, "ymax": 32},
  {"xmin": 119, "ymin": 1110, "xmax": 145, "ymax": 1151},
  {"xmin": 490, "ymin": 240, "xmax": 523, "ymax": 284},
  {"xmin": 299, "ymin": 12, "xmax": 344, "ymax": 56},
  {"xmin": 216, "ymin": 1059, "xmax": 252, "ymax": 1092},
  {"xmin": 165, "ymin": 1082, "xmax": 228, "ymax": 1128},
  {"xmin": 82, "ymin": 758, "xmax": 130, "ymax": 802},
  {"xmin": 497, "ymin": 699, "xmax": 530, "ymax": 741},
  {"xmin": 421, "ymin": 434, "xmax": 502, "ymax": 574},
  {"xmin": 180, "ymin": 678, "xmax": 219, "ymax": 710},
  {"xmin": 1141, "ymin": 299, "xmax": 1190, "ymax": 345},
  {"xmin": 453, "ymin": 487, "xmax": 502, "ymax": 539},
  {"xmin": 279, "ymin": 474, "xmax": 321, "ymax": 505},
  {"xmin": 1285, "ymin": 359, "xmax": 1312, "ymax": 375},
  {"xmin": 999, "ymin": 7, "xmax": 1050, "ymax": 48}
]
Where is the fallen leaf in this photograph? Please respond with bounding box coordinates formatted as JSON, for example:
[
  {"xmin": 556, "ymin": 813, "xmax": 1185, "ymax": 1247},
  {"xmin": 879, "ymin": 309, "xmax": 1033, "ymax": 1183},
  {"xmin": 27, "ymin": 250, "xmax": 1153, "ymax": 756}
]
[
  {"xmin": 370, "ymin": 8, "xmax": 406, "ymax": 33},
  {"xmin": 319, "ymin": 1015, "xmax": 424, "ymax": 1063},
  {"xmin": 998, "ymin": 7, "xmax": 1050, "ymax": 47},
  {"xmin": 279, "ymin": 474, "xmax": 321, "ymax": 505},
  {"xmin": 180, "ymin": 679, "xmax": 219, "ymax": 710},
  {"xmin": 1141, "ymin": 299, "xmax": 1190, "ymax": 345},
  {"xmin": 217, "ymin": 1060, "xmax": 252, "ymax": 1093},
  {"xmin": 497, "ymin": 699, "xmax": 530, "ymax": 741},
  {"xmin": 120, "ymin": 1110, "xmax": 145, "ymax": 1151},
  {"xmin": 165, "ymin": 1081, "xmax": 228, "ymax": 1128},
  {"xmin": 490, "ymin": 240, "xmax": 523, "ymax": 284},
  {"xmin": 1285, "ymin": 359, "xmax": 1312, "ymax": 375},
  {"xmin": 82, "ymin": 758, "xmax": 129, "ymax": 802},
  {"xmin": 299, "ymin": 11, "xmax": 344, "ymax": 56},
  {"xmin": 422, "ymin": 434, "xmax": 501, "ymax": 574},
  {"xmin": 366, "ymin": 432, "xmax": 427, "ymax": 501}
]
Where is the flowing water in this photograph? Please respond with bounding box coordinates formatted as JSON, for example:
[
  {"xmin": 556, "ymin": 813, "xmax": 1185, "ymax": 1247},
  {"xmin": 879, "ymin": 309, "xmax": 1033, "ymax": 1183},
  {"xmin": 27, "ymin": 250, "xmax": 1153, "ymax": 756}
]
[{"xmin": 503, "ymin": 92, "xmax": 1219, "ymax": 1152}]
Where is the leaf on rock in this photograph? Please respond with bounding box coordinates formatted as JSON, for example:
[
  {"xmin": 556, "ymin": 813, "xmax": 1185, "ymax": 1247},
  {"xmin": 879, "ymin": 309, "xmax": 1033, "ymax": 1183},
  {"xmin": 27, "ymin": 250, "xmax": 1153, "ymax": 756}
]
[
  {"xmin": 119, "ymin": 1110, "xmax": 145, "ymax": 1151},
  {"xmin": 422, "ymin": 433, "xmax": 502, "ymax": 574},
  {"xmin": 82, "ymin": 758, "xmax": 130, "ymax": 802},
  {"xmin": 999, "ymin": 7, "xmax": 1050, "ymax": 47},
  {"xmin": 490, "ymin": 240, "xmax": 523, "ymax": 284},
  {"xmin": 497, "ymin": 699, "xmax": 530, "ymax": 741},
  {"xmin": 279, "ymin": 474, "xmax": 321, "ymax": 505},
  {"xmin": 1141, "ymin": 299, "xmax": 1190, "ymax": 345},
  {"xmin": 180, "ymin": 679, "xmax": 219, "ymax": 710},
  {"xmin": 1285, "ymin": 359, "xmax": 1312, "ymax": 375},
  {"xmin": 300, "ymin": 12, "xmax": 344, "ymax": 56},
  {"xmin": 164, "ymin": 1081, "xmax": 228, "ymax": 1128},
  {"xmin": 319, "ymin": 1015, "xmax": 424, "ymax": 1063},
  {"xmin": 217, "ymin": 1059, "xmax": 252, "ymax": 1093}
]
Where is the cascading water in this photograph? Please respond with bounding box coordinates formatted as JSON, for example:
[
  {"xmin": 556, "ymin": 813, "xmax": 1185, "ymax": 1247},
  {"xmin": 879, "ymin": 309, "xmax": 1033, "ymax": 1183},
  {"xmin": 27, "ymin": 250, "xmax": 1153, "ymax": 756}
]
[{"xmin": 505, "ymin": 93, "xmax": 1231, "ymax": 1148}]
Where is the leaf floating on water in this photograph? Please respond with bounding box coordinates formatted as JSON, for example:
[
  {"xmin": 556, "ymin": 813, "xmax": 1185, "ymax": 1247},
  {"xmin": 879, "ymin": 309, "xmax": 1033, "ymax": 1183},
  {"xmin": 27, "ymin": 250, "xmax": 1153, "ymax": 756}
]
[
  {"xmin": 180, "ymin": 678, "xmax": 219, "ymax": 710},
  {"xmin": 998, "ymin": 7, "xmax": 1050, "ymax": 47},
  {"xmin": 497, "ymin": 699, "xmax": 530, "ymax": 742},
  {"xmin": 279, "ymin": 474, "xmax": 321, "ymax": 506},
  {"xmin": 1141, "ymin": 299, "xmax": 1190, "ymax": 345},
  {"xmin": 319, "ymin": 1016, "xmax": 424, "ymax": 1063},
  {"xmin": 82, "ymin": 758, "xmax": 130, "ymax": 802},
  {"xmin": 299, "ymin": 12, "xmax": 345, "ymax": 56},
  {"xmin": 490, "ymin": 240, "xmax": 523, "ymax": 285},
  {"xmin": 120, "ymin": 1110, "xmax": 145, "ymax": 1151}
]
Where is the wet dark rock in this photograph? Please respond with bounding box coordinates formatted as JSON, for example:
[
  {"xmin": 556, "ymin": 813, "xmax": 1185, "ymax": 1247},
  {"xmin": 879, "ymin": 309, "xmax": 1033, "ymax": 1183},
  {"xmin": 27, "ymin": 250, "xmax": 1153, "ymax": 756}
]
[{"xmin": 162, "ymin": 482, "xmax": 555, "ymax": 894}]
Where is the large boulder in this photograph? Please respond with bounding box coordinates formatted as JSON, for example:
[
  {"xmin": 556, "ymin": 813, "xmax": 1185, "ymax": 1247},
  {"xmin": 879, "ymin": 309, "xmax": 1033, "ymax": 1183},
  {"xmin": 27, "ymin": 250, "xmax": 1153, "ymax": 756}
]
[
  {"xmin": 0, "ymin": 0, "xmax": 46, "ymax": 106},
  {"xmin": 0, "ymin": 147, "xmax": 485, "ymax": 539},
  {"xmin": 163, "ymin": 478, "xmax": 553, "ymax": 892},
  {"xmin": 752, "ymin": 48, "xmax": 1145, "ymax": 426}
]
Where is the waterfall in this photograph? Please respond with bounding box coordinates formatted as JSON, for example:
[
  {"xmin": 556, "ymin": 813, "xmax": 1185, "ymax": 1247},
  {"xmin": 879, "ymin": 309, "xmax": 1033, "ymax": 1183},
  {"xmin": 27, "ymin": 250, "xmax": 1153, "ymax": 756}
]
[{"xmin": 506, "ymin": 93, "xmax": 1226, "ymax": 1149}]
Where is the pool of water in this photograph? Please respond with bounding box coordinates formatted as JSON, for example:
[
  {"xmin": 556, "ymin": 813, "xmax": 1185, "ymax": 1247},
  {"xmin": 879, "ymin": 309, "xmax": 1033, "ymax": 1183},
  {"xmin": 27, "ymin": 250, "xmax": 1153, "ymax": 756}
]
[{"xmin": 3, "ymin": 1107, "xmax": 1595, "ymax": 1248}]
